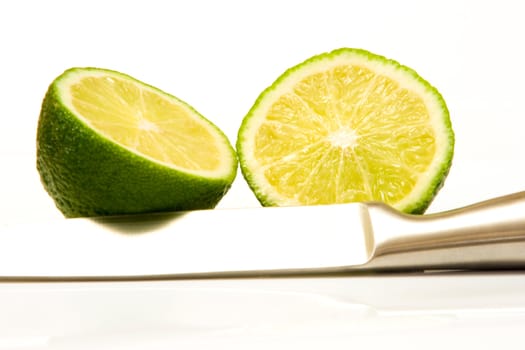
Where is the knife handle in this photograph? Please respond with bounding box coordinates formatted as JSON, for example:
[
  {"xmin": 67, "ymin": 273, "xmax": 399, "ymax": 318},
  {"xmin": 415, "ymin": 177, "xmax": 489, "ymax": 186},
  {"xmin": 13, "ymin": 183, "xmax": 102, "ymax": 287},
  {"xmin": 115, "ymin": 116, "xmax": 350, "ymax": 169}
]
[{"xmin": 364, "ymin": 191, "xmax": 525, "ymax": 271}]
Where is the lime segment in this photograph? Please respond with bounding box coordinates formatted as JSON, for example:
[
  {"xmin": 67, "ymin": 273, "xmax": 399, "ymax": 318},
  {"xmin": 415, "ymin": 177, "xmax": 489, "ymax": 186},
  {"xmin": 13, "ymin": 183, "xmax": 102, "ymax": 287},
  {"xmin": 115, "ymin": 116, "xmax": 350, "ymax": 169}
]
[
  {"xmin": 37, "ymin": 67, "xmax": 237, "ymax": 217},
  {"xmin": 237, "ymin": 48, "xmax": 454, "ymax": 214}
]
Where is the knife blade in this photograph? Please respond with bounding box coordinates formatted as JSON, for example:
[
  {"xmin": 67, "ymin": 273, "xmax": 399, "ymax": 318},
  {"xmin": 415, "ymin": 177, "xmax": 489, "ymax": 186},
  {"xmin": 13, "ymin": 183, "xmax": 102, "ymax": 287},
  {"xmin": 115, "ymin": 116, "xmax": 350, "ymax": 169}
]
[{"xmin": 2, "ymin": 191, "xmax": 525, "ymax": 280}]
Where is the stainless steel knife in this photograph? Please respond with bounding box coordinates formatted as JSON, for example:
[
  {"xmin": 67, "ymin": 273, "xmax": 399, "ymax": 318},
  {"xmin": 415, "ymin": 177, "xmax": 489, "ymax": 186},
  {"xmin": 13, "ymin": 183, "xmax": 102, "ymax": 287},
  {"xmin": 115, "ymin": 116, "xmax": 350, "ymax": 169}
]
[{"xmin": 2, "ymin": 191, "xmax": 525, "ymax": 281}]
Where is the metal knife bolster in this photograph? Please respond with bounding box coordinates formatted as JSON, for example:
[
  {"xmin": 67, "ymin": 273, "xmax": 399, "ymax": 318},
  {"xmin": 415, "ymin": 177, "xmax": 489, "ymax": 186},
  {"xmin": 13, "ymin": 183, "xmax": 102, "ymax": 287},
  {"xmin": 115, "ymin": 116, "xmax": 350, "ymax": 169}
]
[{"xmin": 364, "ymin": 191, "xmax": 525, "ymax": 271}]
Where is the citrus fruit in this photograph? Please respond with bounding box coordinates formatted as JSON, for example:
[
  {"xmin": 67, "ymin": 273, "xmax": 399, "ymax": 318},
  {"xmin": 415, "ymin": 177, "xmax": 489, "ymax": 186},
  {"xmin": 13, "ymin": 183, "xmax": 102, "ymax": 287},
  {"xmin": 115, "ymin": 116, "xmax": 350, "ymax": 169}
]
[
  {"xmin": 237, "ymin": 48, "xmax": 454, "ymax": 214},
  {"xmin": 37, "ymin": 67, "xmax": 237, "ymax": 218}
]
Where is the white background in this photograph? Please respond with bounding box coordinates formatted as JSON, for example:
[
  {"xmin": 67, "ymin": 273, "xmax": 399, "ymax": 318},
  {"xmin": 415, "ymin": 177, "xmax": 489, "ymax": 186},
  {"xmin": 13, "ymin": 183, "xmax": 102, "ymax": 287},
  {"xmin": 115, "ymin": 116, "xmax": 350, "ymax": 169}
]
[
  {"xmin": 2, "ymin": 1, "xmax": 525, "ymax": 348},
  {"xmin": 2, "ymin": 0, "xmax": 525, "ymax": 222}
]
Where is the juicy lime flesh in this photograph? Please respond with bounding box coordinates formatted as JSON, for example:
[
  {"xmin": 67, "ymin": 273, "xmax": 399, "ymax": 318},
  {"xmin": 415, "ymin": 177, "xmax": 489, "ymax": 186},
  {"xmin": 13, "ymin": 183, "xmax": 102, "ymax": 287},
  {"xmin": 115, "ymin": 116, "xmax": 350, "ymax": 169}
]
[
  {"xmin": 70, "ymin": 76, "xmax": 221, "ymax": 172},
  {"xmin": 253, "ymin": 65, "xmax": 437, "ymax": 205}
]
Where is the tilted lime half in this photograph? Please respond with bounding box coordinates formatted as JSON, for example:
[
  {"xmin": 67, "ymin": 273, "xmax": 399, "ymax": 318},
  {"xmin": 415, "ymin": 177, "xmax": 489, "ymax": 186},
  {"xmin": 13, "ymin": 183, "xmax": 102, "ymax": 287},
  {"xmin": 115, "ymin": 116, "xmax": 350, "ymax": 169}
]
[
  {"xmin": 237, "ymin": 48, "xmax": 454, "ymax": 214},
  {"xmin": 37, "ymin": 67, "xmax": 237, "ymax": 217}
]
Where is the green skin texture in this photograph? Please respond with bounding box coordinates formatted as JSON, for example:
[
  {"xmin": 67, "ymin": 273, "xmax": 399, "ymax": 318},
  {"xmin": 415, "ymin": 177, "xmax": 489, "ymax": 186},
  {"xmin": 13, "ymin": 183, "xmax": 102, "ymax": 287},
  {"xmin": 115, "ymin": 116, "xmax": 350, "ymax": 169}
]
[
  {"xmin": 37, "ymin": 70, "xmax": 237, "ymax": 218},
  {"xmin": 237, "ymin": 48, "xmax": 455, "ymax": 214}
]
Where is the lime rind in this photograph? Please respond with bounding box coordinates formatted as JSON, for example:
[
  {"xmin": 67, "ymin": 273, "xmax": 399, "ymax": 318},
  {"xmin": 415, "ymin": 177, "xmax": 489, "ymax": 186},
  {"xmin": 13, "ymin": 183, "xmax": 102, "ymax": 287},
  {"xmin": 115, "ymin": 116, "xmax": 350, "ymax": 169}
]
[{"xmin": 237, "ymin": 48, "xmax": 454, "ymax": 214}]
